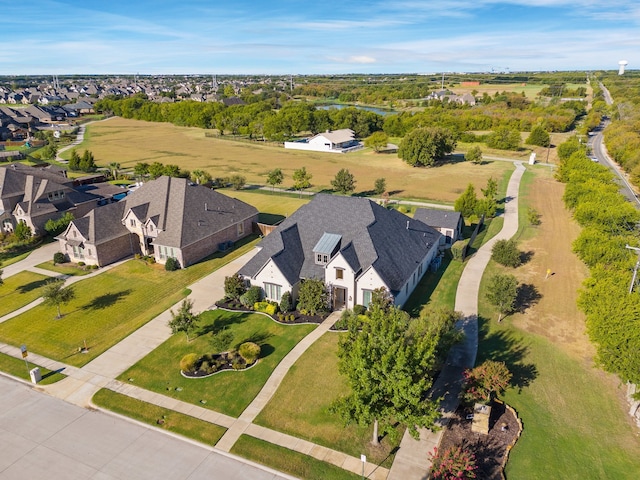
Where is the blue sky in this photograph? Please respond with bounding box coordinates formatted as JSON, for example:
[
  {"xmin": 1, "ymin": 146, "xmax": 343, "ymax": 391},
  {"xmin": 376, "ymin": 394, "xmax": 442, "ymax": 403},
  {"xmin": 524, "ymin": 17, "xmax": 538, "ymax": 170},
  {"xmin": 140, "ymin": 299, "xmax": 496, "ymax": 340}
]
[{"xmin": 0, "ymin": 0, "xmax": 638, "ymax": 74}]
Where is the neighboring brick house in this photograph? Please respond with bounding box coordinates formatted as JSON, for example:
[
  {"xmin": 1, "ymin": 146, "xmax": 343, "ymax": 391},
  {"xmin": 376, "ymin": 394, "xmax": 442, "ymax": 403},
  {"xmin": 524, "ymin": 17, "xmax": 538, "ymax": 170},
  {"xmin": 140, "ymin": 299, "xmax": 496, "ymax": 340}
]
[
  {"xmin": 0, "ymin": 163, "xmax": 98, "ymax": 235},
  {"xmin": 57, "ymin": 176, "xmax": 258, "ymax": 268},
  {"xmin": 238, "ymin": 194, "xmax": 442, "ymax": 310},
  {"xmin": 413, "ymin": 208, "xmax": 464, "ymax": 245}
]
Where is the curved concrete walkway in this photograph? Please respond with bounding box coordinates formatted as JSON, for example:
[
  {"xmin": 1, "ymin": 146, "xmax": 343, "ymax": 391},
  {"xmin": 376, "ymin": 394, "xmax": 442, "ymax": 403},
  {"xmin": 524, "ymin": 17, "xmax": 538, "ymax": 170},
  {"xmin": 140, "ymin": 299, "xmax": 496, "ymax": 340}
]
[{"xmin": 388, "ymin": 161, "xmax": 526, "ymax": 480}]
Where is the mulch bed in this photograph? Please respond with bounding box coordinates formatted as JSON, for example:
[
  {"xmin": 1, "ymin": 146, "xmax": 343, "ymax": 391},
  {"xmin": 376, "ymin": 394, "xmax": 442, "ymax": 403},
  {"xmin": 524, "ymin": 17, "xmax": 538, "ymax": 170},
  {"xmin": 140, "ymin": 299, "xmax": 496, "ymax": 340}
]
[
  {"xmin": 214, "ymin": 300, "xmax": 327, "ymax": 324},
  {"xmin": 437, "ymin": 401, "xmax": 520, "ymax": 480}
]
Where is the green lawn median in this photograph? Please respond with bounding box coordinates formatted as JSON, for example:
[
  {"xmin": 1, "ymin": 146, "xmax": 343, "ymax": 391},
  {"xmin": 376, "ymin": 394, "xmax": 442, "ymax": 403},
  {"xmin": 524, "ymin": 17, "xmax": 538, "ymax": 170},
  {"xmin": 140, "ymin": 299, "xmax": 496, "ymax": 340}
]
[
  {"xmin": 0, "ymin": 352, "xmax": 66, "ymax": 385},
  {"xmin": 119, "ymin": 310, "xmax": 316, "ymax": 417},
  {"xmin": 0, "ymin": 271, "xmax": 50, "ymax": 317}
]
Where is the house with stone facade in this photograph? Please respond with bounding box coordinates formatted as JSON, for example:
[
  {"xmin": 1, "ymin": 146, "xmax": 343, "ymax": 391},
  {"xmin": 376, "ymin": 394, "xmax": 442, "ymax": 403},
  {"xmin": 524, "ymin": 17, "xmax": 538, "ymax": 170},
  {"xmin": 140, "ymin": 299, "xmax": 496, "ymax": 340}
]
[
  {"xmin": 1, "ymin": 163, "xmax": 99, "ymax": 235},
  {"xmin": 238, "ymin": 194, "xmax": 442, "ymax": 310},
  {"xmin": 57, "ymin": 176, "xmax": 258, "ymax": 268}
]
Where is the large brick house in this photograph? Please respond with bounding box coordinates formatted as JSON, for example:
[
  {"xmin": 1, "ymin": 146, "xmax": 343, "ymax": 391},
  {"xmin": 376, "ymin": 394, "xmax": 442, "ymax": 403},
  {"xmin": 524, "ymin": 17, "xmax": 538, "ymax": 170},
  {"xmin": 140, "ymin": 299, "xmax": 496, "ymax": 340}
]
[
  {"xmin": 57, "ymin": 176, "xmax": 258, "ymax": 268},
  {"xmin": 238, "ymin": 194, "xmax": 442, "ymax": 310}
]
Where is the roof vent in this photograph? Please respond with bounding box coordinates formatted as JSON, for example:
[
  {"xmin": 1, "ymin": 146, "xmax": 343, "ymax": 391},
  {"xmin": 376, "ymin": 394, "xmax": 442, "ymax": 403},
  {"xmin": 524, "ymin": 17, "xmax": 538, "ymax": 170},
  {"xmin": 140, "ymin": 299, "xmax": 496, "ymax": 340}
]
[
  {"xmin": 406, "ymin": 220, "xmax": 409, "ymax": 230},
  {"xmin": 204, "ymin": 202, "xmax": 208, "ymax": 211}
]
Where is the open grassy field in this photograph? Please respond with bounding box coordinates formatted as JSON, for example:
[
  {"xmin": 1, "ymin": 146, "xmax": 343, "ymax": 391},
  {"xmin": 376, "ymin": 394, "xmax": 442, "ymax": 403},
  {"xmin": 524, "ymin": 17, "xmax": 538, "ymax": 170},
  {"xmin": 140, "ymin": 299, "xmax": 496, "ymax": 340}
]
[
  {"xmin": 477, "ymin": 167, "xmax": 640, "ymax": 478},
  {"xmin": 231, "ymin": 435, "xmax": 361, "ymax": 480},
  {"xmin": 219, "ymin": 189, "xmax": 310, "ymax": 222},
  {"xmin": 450, "ymin": 82, "xmax": 588, "ymax": 100},
  {"xmin": 72, "ymin": 117, "xmax": 515, "ymax": 203},
  {"xmin": 119, "ymin": 310, "xmax": 315, "ymax": 417},
  {"xmin": 0, "ymin": 271, "xmax": 50, "ymax": 317},
  {"xmin": 255, "ymin": 332, "xmax": 401, "ymax": 468},
  {"xmin": 0, "ymin": 237, "xmax": 257, "ymax": 367},
  {"xmin": 92, "ymin": 389, "xmax": 226, "ymax": 445}
]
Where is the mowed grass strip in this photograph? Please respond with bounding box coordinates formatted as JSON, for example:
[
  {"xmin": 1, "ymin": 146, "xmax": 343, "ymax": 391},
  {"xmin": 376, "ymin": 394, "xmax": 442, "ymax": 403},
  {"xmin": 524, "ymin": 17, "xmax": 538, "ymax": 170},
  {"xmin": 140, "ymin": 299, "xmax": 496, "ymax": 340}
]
[
  {"xmin": 79, "ymin": 117, "xmax": 515, "ymax": 203},
  {"xmin": 92, "ymin": 389, "xmax": 226, "ymax": 446},
  {"xmin": 254, "ymin": 332, "xmax": 401, "ymax": 468},
  {"xmin": 231, "ymin": 435, "xmax": 361, "ymax": 480},
  {"xmin": 119, "ymin": 310, "xmax": 315, "ymax": 418},
  {"xmin": 35, "ymin": 261, "xmax": 93, "ymax": 276},
  {"xmin": 0, "ymin": 352, "xmax": 66, "ymax": 385},
  {"xmin": 221, "ymin": 189, "xmax": 310, "ymax": 220},
  {"xmin": 0, "ymin": 237, "xmax": 257, "ymax": 367},
  {"xmin": 0, "ymin": 271, "xmax": 50, "ymax": 317}
]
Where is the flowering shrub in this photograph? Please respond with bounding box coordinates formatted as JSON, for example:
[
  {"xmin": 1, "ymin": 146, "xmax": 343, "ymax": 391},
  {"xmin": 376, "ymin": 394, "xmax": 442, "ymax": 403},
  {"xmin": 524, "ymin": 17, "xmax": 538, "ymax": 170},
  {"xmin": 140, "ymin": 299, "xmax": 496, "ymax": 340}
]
[
  {"xmin": 462, "ymin": 360, "xmax": 512, "ymax": 404},
  {"xmin": 429, "ymin": 445, "xmax": 478, "ymax": 479}
]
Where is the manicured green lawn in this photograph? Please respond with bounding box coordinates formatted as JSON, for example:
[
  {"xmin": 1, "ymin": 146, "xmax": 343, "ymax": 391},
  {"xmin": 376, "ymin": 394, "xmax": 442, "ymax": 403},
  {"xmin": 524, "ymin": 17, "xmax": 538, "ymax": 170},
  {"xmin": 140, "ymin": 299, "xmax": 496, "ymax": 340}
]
[
  {"xmin": 223, "ymin": 189, "xmax": 310, "ymax": 219},
  {"xmin": 255, "ymin": 332, "xmax": 401, "ymax": 468},
  {"xmin": 119, "ymin": 310, "xmax": 316, "ymax": 417},
  {"xmin": 35, "ymin": 261, "xmax": 92, "ymax": 276},
  {"xmin": 403, "ymin": 252, "xmax": 465, "ymax": 316},
  {"xmin": 0, "ymin": 250, "xmax": 31, "ymax": 267},
  {"xmin": 0, "ymin": 352, "xmax": 66, "ymax": 385},
  {"xmin": 0, "ymin": 237, "xmax": 258, "ymax": 367},
  {"xmin": 92, "ymin": 389, "xmax": 226, "ymax": 445},
  {"xmin": 231, "ymin": 435, "xmax": 361, "ymax": 480},
  {"xmin": 0, "ymin": 271, "xmax": 50, "ymax": 317}
]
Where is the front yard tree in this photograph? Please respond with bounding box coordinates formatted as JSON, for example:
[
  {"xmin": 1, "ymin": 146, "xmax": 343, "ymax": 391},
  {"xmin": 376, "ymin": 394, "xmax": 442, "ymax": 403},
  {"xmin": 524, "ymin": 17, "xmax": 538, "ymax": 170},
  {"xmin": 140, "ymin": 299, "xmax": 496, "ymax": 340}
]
[
  {"xmin": 398, "ymin": 127, "xmax": 457, "ymax": 167},
  {"xmin": 374, "ymin": 177, "xmax": 386, "ymax": 195},
  {"xmin": 14, "ymin": 221, "xmax": 32, "ymax": 242},
  {"xmin": 296, "ymin": 279, "xmax": 328, "ymax": 316},
  {"xmin": 465, "ymin": 145, "xmax": 483, "ymax": 164},
  {"xmin": 224, "ymin": 274, "xmax": 246, "ymax": 301},
  {"xmin": 336, "ymin": 305, "xmax": 453, "ymax": 445},
  {"xmin": 266, "ymin": 168, "xmax": 284, "ymax": 192},
  {"xmin": 364, "ymin": 131, "xmax": 389, "ymax": 152},
  {"xmin": 168, "ymin": 299, "xmax": 199, "ymax": 342},
  {"xmin": 331, "ymin": 168, "xmax": 356, "ymax": 195},
  {"xmin": 292, "ymin": 166, "xmax": 312, "ymax": 197},
  {"xmin": 486, "ymin": 273, "xmax": 518, "ymax": 322},
  {"xmin": 42, "ymin": 279, "xmax": 75, "ymax": 319}
]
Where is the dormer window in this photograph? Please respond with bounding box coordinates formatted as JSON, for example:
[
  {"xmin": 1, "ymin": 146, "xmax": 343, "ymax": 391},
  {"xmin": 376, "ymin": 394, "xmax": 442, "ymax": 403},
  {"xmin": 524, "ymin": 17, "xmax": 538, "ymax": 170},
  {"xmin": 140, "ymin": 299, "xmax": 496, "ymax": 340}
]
[
  {"xmin": 130, "ymin": 219, "xmax": 136, "ymax": 227},
  {"xmin": 313, "ymin": 232, "xmax": 341, "ymax": 266}
]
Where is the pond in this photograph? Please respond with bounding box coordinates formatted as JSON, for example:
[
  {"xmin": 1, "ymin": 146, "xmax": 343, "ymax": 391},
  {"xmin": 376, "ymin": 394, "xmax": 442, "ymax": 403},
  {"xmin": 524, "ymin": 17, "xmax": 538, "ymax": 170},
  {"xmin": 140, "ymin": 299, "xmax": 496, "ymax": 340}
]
[{"xmin": 317, "ymin": 104, "xmax": 396, "ymax": 116}]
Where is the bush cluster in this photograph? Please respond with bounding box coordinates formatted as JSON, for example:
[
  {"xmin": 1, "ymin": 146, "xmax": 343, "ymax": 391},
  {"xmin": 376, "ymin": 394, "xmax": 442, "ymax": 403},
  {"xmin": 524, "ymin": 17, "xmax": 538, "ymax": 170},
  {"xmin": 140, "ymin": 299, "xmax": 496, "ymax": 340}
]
[
  {"xmin": 254, "ymin": 300, "xmax": 279, "ymax": 315},
  {"xmin": 164, "ymin": 257, "xmax": 180, "ymax": 271}
]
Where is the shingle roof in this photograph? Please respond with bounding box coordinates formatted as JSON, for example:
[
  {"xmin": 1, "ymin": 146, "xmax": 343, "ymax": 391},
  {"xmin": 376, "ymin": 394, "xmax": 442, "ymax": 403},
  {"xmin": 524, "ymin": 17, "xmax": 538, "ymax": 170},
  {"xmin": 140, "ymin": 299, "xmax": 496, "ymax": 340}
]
[
  {"xmin": 413, "ymin": 208, "xmax": 462, "ymax": 231},
  {"xmin": 238, "ymin": 194, "xmax": 442, "ymax": 293},
  {"xmin": 312, "ymin": 128, "xmax": 355, "ymax": 144}
]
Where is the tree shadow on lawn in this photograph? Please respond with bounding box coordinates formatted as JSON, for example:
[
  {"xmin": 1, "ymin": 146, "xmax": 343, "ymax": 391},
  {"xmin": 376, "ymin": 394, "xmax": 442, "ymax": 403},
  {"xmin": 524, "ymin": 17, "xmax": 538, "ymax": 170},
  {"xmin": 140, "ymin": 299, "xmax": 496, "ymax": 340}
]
[
  {"xmin": 16, "ymin": 278, "xmax": 51, "ymax": 294},
  {"xmin": 197, "ymin": 311, "xmax": 248, "ymax": 337},
  {"xmin": 81, "ymin": 289, "xmax": 132, "ymax": 310},
  {"xmin": 477, "ymin": 316, "xmax": 538, "ymax": 393},
  {"xmin": 519, "ymin": 250, "xmax": 534, "ymax": 265},
  {"xmin": 516, "ymin": 283, "xmax": 542, "ymax": 314}
]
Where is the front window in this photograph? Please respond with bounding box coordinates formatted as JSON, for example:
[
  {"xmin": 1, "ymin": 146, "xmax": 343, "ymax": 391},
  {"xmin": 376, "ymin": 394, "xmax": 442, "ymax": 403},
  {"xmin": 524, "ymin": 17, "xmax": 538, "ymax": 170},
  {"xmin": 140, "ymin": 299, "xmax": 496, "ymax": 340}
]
[
  {"xmin": 363, "ymin": 290, "xmax": 372, "ymax": 308},
  {"xmin": 335, "ymin": 268, "xmax": 344, "ymax": 280},
  {"xmin": 130, "ymin": 219, "xmax": 136, "ymax": 227},
  {"xmin": 237, "ymin": 222, "xmax": 244, "ymax": 237},
  {"xmin": 264, "ymin": 283, "xmax": 282, "ymax": 301}
]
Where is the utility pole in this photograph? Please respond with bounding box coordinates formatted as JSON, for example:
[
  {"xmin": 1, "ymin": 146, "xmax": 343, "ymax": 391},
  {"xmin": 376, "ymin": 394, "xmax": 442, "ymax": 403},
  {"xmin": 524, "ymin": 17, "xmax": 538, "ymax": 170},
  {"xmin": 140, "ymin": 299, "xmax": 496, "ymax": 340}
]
[{"xmin": 625, "ymin": 245, "xmax": 640, "ymax": 293}]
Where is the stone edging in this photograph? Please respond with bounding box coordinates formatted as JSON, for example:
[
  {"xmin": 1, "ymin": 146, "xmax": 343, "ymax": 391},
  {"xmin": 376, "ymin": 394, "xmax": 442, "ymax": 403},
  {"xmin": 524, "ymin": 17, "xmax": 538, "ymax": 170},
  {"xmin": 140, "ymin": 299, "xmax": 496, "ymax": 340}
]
[
  {"xmin": 179, "ymin": 358, "xmax": 260, "ymax": 379},
  {"xmin": 494, "ymin": 398, "xmax": 524, "ymax": 480},
  {"xmin": 215, "ymin": 306, "xmax": 322, "ymax": 326}
]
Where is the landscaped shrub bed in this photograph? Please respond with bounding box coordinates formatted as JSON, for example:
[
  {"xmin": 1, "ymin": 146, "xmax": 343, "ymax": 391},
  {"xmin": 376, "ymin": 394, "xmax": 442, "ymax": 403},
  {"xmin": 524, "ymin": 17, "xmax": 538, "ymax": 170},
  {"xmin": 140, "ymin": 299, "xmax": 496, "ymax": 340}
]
[
  {"xmin": 215, "ymin": 299, "xmax": 327, "ymax": 324},
  {"xmin": 181, "ymin": 350, "xmax": 253, "ymax": 377}
]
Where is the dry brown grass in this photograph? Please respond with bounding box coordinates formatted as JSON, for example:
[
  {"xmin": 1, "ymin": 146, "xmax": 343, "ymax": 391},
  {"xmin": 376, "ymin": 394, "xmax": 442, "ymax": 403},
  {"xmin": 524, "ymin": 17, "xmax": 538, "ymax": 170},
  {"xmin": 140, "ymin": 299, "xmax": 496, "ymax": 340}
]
[{"xmin": 80, "ymin": 117, "xmax": 514, "ymax": 203}]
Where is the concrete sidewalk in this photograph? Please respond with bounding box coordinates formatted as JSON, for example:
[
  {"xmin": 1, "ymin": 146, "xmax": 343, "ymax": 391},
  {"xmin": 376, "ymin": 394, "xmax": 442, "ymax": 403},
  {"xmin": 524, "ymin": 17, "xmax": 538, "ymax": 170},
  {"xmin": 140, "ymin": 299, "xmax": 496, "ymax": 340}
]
[
  {"xmin": 1, "ymin": 242, "xmax": 61, "ymax": 279},
  {"xmin": 388, "ymin": 162, "xmax": 526, "ymax": 480}
]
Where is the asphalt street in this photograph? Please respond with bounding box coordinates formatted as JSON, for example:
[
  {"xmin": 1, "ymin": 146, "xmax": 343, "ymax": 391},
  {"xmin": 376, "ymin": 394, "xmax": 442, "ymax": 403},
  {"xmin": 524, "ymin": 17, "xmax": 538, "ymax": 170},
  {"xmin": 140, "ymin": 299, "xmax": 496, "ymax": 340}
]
[{"xmin": 0, "ymin": 375, "xmax": 294, "ymax": 480}]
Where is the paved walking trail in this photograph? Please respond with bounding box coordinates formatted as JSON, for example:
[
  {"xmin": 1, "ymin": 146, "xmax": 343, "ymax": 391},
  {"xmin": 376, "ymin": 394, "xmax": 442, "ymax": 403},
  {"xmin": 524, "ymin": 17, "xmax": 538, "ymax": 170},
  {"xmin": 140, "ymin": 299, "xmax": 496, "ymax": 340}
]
[{"xmin": 388, "ymin": 161, "xmax": 526, "ymax": 480}]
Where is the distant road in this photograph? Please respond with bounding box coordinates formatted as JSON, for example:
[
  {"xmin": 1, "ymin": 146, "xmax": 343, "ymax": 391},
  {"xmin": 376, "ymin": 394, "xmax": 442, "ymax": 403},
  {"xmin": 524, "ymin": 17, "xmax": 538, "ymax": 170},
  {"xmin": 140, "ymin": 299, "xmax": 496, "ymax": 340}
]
[{"xmin": 590, "ymin": 84, "xmax": 640, "ymax": 208}]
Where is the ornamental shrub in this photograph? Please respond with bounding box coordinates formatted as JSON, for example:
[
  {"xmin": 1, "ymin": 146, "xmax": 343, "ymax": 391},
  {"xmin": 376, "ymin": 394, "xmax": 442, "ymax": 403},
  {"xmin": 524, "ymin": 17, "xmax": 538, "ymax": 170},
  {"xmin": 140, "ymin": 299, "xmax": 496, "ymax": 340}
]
[
  {"xmin": 279, "ymin": 291, "xmax": 293, "ymax": 313},
  {"xmin": 179, "ymin": 353, "xmax": 199, "ymax": 373},
  {"xmin": 353, "ymin": 304, "xmax": 366, "ymax": 315},
  {"xmin": 165, "ymin": 257, "xmax": 180, "ymax": 271},
  {"xmin": 239, "ymin": 342, "xmax": 261, "ymax": 364},
  {"xmin": 53, "ymin": 252, "xmax": 66, "ymax": 265},
  {"xmin": 224, "ymin": 274, "xmax": 246, "ymax": 301},
  {"xmin": 429, "ymin": 445, "xmax": 478, "ymax": 480},
  {"xmin": 240, "ymin": 286, "xmax": 262, "ymax": 308}
]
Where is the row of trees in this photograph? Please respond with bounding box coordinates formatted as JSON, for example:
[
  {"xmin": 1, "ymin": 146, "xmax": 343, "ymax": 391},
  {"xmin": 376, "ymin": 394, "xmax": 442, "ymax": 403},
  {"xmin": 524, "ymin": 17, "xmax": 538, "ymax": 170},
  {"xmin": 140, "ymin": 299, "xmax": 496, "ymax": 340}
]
[
  {"xmin": 556, "ymin": 136, "xmax": 640, "ymax": 386},
  {"xmin": 454, "ymin": 177, "xmax": 499, "ymax": 219},
  {"xmin": 68, "ymin": 149, "xmax": 98, "ymax": 173}
]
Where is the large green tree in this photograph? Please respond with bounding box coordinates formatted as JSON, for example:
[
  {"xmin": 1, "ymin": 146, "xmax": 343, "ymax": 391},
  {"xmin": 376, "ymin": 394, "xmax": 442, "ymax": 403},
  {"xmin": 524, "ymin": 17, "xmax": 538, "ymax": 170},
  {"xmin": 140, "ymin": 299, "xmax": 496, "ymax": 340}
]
[
  {"xmin": 296, "ymin": 278, "xmax": 327, "ymax": 316},
  {"xmin": 464, "ymin": 145, "xmax": 483, "ymax": 164},
  {"xmin": 364, "ymin": 131, "xmax": 389, "ymax": 152},
  {"xmin": 335, "ymin": 305, "xmax": 460, "ymax": 444},
  {"xmin": 42, "ymin": 279, "xmax": 75, "ymax": 319},
  {"xmin": 454, "ymin": 184, "xmax": 478, "ymax": 218},
  {"xmin": 486, "ymin": 126, "xmax": 521, "ymax": 150},
  {"xmin": 330, "ymin": 168, "xmax": 356, "ymax": 195},
  {"xmin": 398, "ymin": 127, "xmax": 457, "ymax": 167},
  {"xmin": 486, "ymin": 273, "xmax": 518, "ymax": 322},
  {"xmin": 526, "ymin": 125, "xmax": 551, "ymax": 147},
  {"xmin": 491, "ymin": 239, "xmax": 521, "ymax": 268}
]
